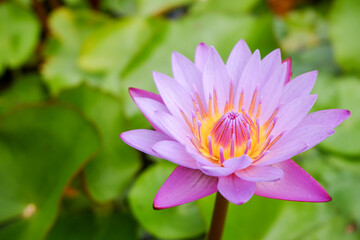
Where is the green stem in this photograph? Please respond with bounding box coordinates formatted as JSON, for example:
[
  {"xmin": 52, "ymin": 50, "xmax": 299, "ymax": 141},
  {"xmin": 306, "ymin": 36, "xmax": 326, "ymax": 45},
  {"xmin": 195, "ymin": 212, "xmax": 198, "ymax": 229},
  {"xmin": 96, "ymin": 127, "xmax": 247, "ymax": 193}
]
[{"xmin": 207, "ymin": 192, "xmax": 229, "ymax": 240}]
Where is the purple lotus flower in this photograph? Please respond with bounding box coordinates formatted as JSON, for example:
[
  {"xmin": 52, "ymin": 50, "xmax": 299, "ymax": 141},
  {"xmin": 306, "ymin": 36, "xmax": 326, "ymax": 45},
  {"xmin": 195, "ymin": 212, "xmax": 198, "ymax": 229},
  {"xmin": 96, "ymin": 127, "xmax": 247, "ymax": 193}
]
[{"xmin": 121, "ymin": 40, "xmax": 350, "ymax": 209}]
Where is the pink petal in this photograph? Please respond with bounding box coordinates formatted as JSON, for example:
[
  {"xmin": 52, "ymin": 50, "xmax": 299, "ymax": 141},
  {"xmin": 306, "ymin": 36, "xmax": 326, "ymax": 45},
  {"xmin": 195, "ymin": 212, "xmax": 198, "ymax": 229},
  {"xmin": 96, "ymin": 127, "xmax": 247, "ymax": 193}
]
[
  {"xmin": 153, "ymin": 71, "xmax": 193, "ymax": 120},
  {"xmin": 218, "ymin": 174, "xmax": 256, "ymax": 205},
  {"xmin": 195, "ymin": 42, "xmax": 210, "ymax": 72},
  {"xmin": 154, "ymin": 166, "xmax": 218, "ymax": 209},
  {"xmin": 202, "ymin": 46, "xmax": 231, "ymax": 113},
  {"xmin": 199, "ymin": 165, "xmax": 234, "ymax": 177},
  {"xmin": 152, "ymin": 141, "xmax": 198, "ymax": 169},
  {"xmin": 223, "ymin": 155, "xmax": 253, "ymax": 171},
  {"xmin": 236, "ymin": 165, "xmax": 283, "ymax": 182},
  {"xmin": 282, "ymin": 58, "xmax": 292, "ymax": 84},
  {"xmin": 155, "ymin": 111, "xmax": 192, "ymax": 145},
  {"xmin": 259, "ymin": 62, "xmax": 287, "ymax": 121},
  {"xmin": 255, "ymin": 159, "xmax": 331, "ymax": 202},
  {"xmin": 298, "ymin": 109, "xmax": 351, "ymax": 129},
  {"xmin": 258, "ymin": 124, "xmax": 335, "ymax": 166},
  {"xmin": 270, "ymin": 95, "xmax": 317, "ymax": 137},
  {"xmin": 226, "ymin": 39, "xmax": 252, "ymax": 85},
  {"xmin": 234, "ymin": 50, "xmax": 261, "ymax": 111},
  {"xmin": 261, "ymin": 48, "xmax": 282, "ymax": 86},
  {"xmin": 172, "ymin": 52, "xmax": 204, "ymax": 100},
  {"xmin": 129, "ymin": 87, "xmax": 163, "ymax": 104},
  {"xmin": 132, "ymin": 97, "xmax": 169, "ymax": 132},
  {"xmin": 280, "ymin": 71, "xmax": 317, "ymax": 103},
  {"xmin": 120, "ymin": 130, "xmax": 171, "ymax": 157}
]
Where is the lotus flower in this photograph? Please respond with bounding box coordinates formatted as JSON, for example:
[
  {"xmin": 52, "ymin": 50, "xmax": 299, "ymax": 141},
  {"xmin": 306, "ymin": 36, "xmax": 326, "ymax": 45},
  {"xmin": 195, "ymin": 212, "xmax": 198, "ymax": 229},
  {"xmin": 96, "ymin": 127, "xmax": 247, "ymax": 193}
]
[{"xmin": 121, "ymin": 40, "xmax": 350, "ymax": 209}]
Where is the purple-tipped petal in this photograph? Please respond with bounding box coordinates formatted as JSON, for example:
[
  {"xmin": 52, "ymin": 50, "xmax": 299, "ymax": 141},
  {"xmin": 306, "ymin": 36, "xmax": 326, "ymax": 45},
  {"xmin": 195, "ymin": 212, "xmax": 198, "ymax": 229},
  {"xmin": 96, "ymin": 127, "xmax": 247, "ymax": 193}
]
[
  {"xmin": 282, "ymin": 58, "xmax": 292, "ymax": 84},
  {"xmin": 153, "ymin": 71, "xmax": 193, "ymax": 119},
  {"xmin": 255, "ymin": 159, "xmax": 331, "ymax": 202},
  {"xmin": 298, "ymin": 109, "xmax": 351, "ymax": 129},
  {"xmin": 280, "ymin": 71, "xmax": 317, "ymax": 103},
  {"xmin": 270, "ymin": 95, "xmax": 317, "ymax": 136},
  {"xmin": 195, "ymin": 42, "xmax": 210, "ymax": 72},
  {"xmin": 223, "ymin": 155, "xmax": 253, "ymax": 171},
  {"xmin": 234, "ymin": 50, "xmax": 261, "ymax": 111},
  {"xmin": 120, "ymin": 130, "xmax": 171, "ymax": 157},
  {"xmin": 258, "ymin": 125, "xmax": 335, "ymax": 166},
  {"xmin": 129, "ymin": 87, "xmax": 164, "ymax": 104},
  {"xmin": 202, "ymin": 46, "xmax": 231, "ymax": 112},
  {"xmin": 261, "ymin": 48, "xmax": 282, "ymax": 85},
  {"xmin": 218, "ymin": 174, "xmax": 256, "ymax": 205},
  {"xmin": 236, "ymin": 165, "xmax": 283, "ymax": 182},
  {"xmin": 152, "ymin": 141, "xmax": 198, "ymax": 169},
  {"xmin": 132, "ymin": 97, "xmax": 169, "ymax": 132},
  {"xmin": 154, "ymin": 166, "xmax": 218, "ymax": 209},
  {"xmin": 172, "ymin": 52, "xmax": 204, "ymax": 100},
  {"xmin": 226, "ymin": 39, "xmax": 252, "ymax": 85}
]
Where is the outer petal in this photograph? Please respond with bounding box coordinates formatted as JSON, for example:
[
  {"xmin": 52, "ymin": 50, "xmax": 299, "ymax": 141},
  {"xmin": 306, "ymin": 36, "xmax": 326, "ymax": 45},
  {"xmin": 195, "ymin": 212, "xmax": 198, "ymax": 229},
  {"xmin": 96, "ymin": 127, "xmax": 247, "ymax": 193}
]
[
  {"xmin": 298, "ymin": 109, "xmax": 351, "ymax": 129},
  {"xmin": 154, "ymin": 166, "xmax": 218, "ymax": 209},
  {"xmin": 270, "ymin": 95, "xmax": 317, "ymax": 137},
  {"xmin": 259, "ymin": 62, "xmax": 287, "ymax": 121},
  {"xmin": 132, "ymin": 97, "xmax": 169, "ymax": 132},
  {"xmin": 226, "ymin": 39, "xmax": 252, "ymax": 85},
  {"xmin": 152, "ymin": 141, "xmax": 198, "ymax": 169},
  {"xmin": 172, "ymin": 52, "xmax": 204, "ymax": 100},
  {"xmin": 195, "ymin": 42, "xmax": 210, "ymax": 72},
  {"xmin": 261, "ymin": 48, "xmax": 282, "ymax": 86},
  {"xmin": 280, "ymin": 71, "xmax": 317, "ymax": 103},
  {"xmin": 223, "ymin": 155, "xmax": 253, "ymax": 171},
  {"xmin": 218, "ymin": 174, "xmax": 256, "ymax": 205},
  {"xmin": 153, "ymin": 71, "xmax": 193, "ymax": 120},
  {"xmin": 255, "ymin": 159, "xmax": 331, "ymax": 202},
  {"xmin": 203, "ymin": 46, "xmax": 231, "ymax": 113},
  {"xmin": 129, "ymin": 87, "xmax": 163, "ymax": 104},
  {"xmin": 234, "ymin": 50, "xmax": 261, "ymax": 111},
  {"xmin": 120, "ymin": 130, "xmax": 171, "ymax": 158},
  {"xmin": 155, "ymin": 111, "xmax": 192, "ymax": 145},
  {"xmin": 236, "ymin": 165, "xmax": 283, "ymax": 182},
  {"xmin": 257, "ymin": 125, "xmax": 334, "ymax": 166},
  {"xmin": 282, "ymin": 58, "xmax": 292, "ymax": 84}
]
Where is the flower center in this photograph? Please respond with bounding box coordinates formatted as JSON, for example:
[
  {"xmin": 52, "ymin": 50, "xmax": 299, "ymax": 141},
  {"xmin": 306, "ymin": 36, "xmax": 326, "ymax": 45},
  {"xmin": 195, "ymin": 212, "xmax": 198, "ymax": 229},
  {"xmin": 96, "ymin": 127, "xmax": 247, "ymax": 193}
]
[{"xmin": 181, "ymin": 86, "xmax": 284, "ymax": 165}]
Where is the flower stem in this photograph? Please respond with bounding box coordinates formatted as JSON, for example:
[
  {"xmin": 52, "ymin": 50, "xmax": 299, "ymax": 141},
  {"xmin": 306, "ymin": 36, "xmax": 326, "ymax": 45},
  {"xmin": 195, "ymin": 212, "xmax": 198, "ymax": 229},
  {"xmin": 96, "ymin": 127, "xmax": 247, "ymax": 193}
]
[{"xmin": 207, "ymin": 192, "xmax": 229, "ymax": 240}]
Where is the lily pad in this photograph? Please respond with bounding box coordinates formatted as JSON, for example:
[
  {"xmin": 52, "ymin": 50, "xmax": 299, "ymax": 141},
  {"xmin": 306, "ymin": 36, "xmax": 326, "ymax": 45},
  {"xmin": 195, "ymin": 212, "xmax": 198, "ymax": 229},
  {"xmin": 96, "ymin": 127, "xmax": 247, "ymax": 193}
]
[
  {"xmin": 58, "ymin": 84, "xmax": 141, "ymax": 202},
  {"xmin": 320, "ymin": 76, "xmax": 360, "ymax": 155},
  {"xmin": 0, "ymin": 104, "xmax": 100, "ymax": 239},
  {"xmin": 0, "ymin": 2, "xmax": 40, "ymax": 75},
  {"xmin": 0, "ymin": 74, "xmax": 47, "ymax": 115},
  {"xmin": 329, "ymin": 0, "xmax": 360, "ymax": 75},
  {"xmin": 42, "ymin": 8, "xmax": 110, "ymax": 95},
  {"xmin": 128, "ymin": 161, "xmax": 206, "ymax": 239}
]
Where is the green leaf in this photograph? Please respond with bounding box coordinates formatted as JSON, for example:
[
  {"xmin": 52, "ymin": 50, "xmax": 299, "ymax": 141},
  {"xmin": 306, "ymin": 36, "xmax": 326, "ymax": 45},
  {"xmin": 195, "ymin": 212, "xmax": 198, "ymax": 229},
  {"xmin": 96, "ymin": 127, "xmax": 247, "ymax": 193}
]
[
  {"xmin": 320, "ymin": 76, "xmax": 360, "ymax": 155},
  {"xmin": 128, "ymin": 161, "xmax": 205, "ymax": 239},
  {"xmin": 58, "ymin": 84, "xmax": 141, "ymax": 202},
  {"xmin": 46, "ymin": 209, "xmax": 137, "ymax": 240},
  {"xmin": 0, "ymin": 2, "xmax": 40, "ymax": 74},
  {"xmin": 0, "ymin": 104, "xmax": 100, "ymax": 239},
  {"xmin": 0, "ymin": 74, "xmax": 47, "ymax": 115},
  {"xmin": 136, "ymin": 0, "xmax": 193, "ymax": 16},
  {"xmin": 79, "ymin": 17, "xmax": 155, "ymax": 74},
  {"xmin": 329, "ymin": 0, "xmax": 360, "ymax": 75},
  {"xmin": 42, "ymin": 8, "xmax": 110, "ymax": 95},
  {"xmin": 197, "ymin": 195, "xmax": 283, "ymax": 240},
  {"xmin": 191, "ymin": 0, "xmax": 259, "ymax": 15}
]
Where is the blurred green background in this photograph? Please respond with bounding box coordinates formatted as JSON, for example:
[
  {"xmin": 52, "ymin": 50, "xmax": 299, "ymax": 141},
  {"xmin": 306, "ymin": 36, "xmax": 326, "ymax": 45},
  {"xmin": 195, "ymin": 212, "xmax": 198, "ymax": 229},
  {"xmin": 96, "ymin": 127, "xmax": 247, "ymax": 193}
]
[{"xmin": 0, "ymin": 0, "xmax": 359, "ymax": 239}]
